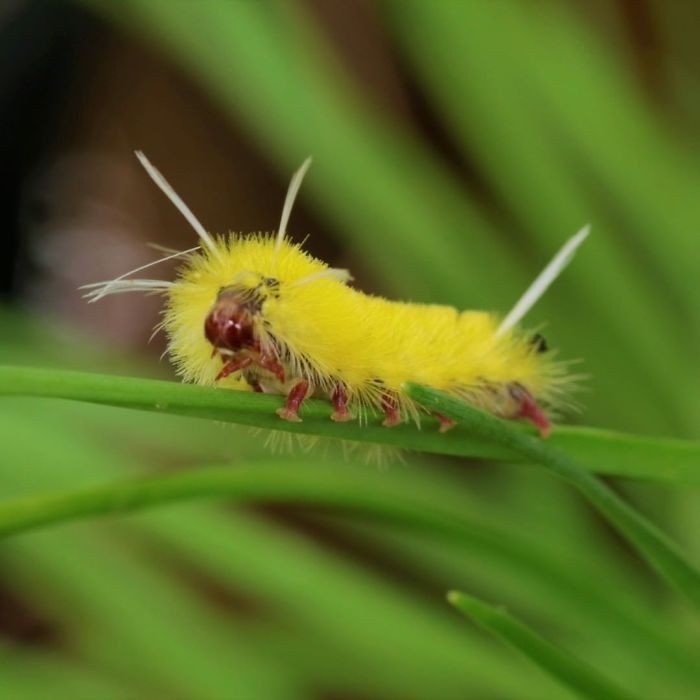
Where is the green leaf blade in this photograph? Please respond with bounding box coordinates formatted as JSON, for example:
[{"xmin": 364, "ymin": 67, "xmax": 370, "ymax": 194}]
[
  {"xmin": 407, "ymin": 384, "xmax": 700, "ymax": 610},
  {"xmin": 448, "ymin": 591, "xmax": 637, "ymax": 700},
  {"xmin": 1, "ymin": 365, "xmax": 699, "ymax": 483}
]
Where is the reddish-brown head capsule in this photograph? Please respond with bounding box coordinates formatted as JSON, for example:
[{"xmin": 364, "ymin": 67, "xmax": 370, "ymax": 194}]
[{"xmin": 204, "ymin": 290, "xmax": 256, "ymax": 351}]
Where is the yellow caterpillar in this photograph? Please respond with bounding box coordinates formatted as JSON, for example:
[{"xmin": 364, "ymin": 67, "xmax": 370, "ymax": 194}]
[{"xmin": 84, "ymin": 154, "xmax": 588, "ymax": 437}]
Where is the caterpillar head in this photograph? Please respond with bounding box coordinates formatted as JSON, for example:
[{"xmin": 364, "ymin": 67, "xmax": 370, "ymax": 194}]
[
  {"xmin": 204, "ymin": 275, "xmax": 279, "ymax": 353},
  {"xmin": 204, "ymin": 289, "xmax": 255, "ymax": 352}
]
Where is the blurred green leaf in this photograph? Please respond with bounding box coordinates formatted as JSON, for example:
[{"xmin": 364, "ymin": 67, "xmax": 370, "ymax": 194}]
[
  {"xmin": 6, "ymin": 0, "xmax": 700, "ymax": 696},
  {"xmin": 408, "ymin": 384, "xmax": 700, "ymax": 609},
  {"xmin": 79, "ymin": 0, "xmax": 522, "ymax": 310},
  {"xmin": 447, "ymin": 591, "xmax": 636, "ymax": 700},
  {"xmin": 0, "ymin": 412, "xmax": 570, "ymax": 699},
  {"xmin": 335, "ymin": 517, "xmax": 699, "ymax": 698},
  {"xmin": 385, "ymin": 0, "xmax": 698, "ymax": 435},
  {"xmin": 0, "ymin": 441, "xmax": 697, "ymax": 611},
  {"xmin": 0, "ymin": 647, "xmax": 132, "ymax": 700}
]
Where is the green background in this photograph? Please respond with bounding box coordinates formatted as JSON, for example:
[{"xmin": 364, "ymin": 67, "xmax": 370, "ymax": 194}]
[{"xmin": 1, "ymin": 2, "xmax": 698, "ymax": 698}]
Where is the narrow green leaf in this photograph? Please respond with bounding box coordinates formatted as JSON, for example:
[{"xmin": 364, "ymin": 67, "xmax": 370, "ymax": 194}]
[
  {"xmin": 1, "ymin": 448, "xmax": 697, "ymax": 693},
  {"xmin": 7, "ymin": 395, "xmax": 697, "ymax": 691},
  {"xmin": 407, "ymin": 384, "xmax": 700, "ymax": 609},
  {"xmin": 0, "ymin": 455, "xmax": 697, "ymax": 614},
  {"xmin": 0, "ymin": 462, "xmax": 574, "ymax": 538},
  {"xmin": 1, "ymin": 366, "xmax": 699, "ymax": 482},
  {"xmin": 0, "ymin": 406, "xmax": 531, "ymax": 699},
  {"xmin": 338, "ymin": 518, "xmax": 699, "ymax": 697},
  {"xmin": 447, "ymin": 591, "xmax": 637, "ymax": 700}
]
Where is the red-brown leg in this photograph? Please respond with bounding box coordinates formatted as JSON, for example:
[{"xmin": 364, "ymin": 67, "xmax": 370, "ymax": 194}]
[
  {"xmin": 518, "ymin": 395, "xmax": 551, "ymax": 438},
  {"xmin": 216, "ymin": 355, "xmax": 252, "ymax": 381},
  {"xmin": 381, "ymin": 393, "xmax": 401, "ymax": 427},
  {"xmin": 256, "ymin": 350, "xmax": 285, "ymax": 382},
  {"xmin": 330, "ymin": 384, "xmax": 353, "ymax": 422},
  {"xmin": 434, "ymin": 412, "xmax": 456, "ymax": 433},
  {"xmin": 276, "ymin": 379, "xmax": 309, "ymax": 422},
  {"xmin": 510, "ymin": 385, "xmax": 551, "ymax": 438},
  {"xmin": 248, "ymin": 379, "xmax": 264, "ymax": 393}
]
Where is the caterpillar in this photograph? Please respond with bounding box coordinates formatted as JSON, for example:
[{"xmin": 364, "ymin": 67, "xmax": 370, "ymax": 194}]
[{"xmin": 83, "ymin": 153, "xmax": 588, "ymax": 437}]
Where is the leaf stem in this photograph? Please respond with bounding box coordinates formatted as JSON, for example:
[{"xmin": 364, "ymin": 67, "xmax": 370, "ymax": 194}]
[
  {"xmin": 448, "ymin": 591, "xmax": 637, "ymax": 700},
  {"xmin": 406, "ymin": 384, "xmax": 700, "ymax": 610},
  {"xmin": 0, "ymin": 365, "xmax": 698, "ymax": 482}
]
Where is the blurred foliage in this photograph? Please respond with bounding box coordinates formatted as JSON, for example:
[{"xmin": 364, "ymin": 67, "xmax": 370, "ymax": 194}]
[
  {"xmin": 447, "ymin": 590, "xmax": 637, "ymax": 700},
  {"xmin": 0, "ymin": 1, "xmax": 699, "ymax": 698}
]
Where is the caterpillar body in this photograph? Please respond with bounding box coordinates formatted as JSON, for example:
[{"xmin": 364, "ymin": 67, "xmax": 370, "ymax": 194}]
[{"xmin": 84, "ymin": 154, "xmax": 588, "ymax": 437}]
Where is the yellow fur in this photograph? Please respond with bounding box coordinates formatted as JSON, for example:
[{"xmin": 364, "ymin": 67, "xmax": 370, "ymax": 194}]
[
  {"xmin": 164, "ymin": 235, "xmax": 571, "ymax": 422},
  {"xmin": 85, "ymin": 154, "xmax": 581, "ymax": 434}
]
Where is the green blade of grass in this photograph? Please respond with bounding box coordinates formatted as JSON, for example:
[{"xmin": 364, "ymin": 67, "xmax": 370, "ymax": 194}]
[
  {"xmin": 0, "ymin": 461, "xmax": 572, "ymax": 538},
  {"xmin": 0, "ymin": 403, "xmax": 608, "ymax": 699},
  {"xmin": 0, "ymin": 409, "xmax": 301, "ymax": 697},
  {"xmin": 1, "ymin": 365, "xmax": 698, "ymax": 482},
  {"xmin": 2, "ymin": 452, "xmax": 698, "ymax": 693},
  {"xmin": 5, "ymin": 407, "xmax": 699, "ymax": 690},
  {"xmin": 2, "ymin": 424, "xmax": 698, "ymax": 694},
  {"xmin": 141, "ymin": 506, "xmax": 557, "ymax": 700},
  {"xmin": 3, "ymin": 531, "xmax": 299, "ymax": 700},
  {"xmin": 8, "ymin": 376, "xmax": 672, "ymax": 699},
  {"xmin": 406, "ymin": 384, "xmax": 700, "ymax": 610},
  {"xmin": 447, "ymin": 591, "xmax": 637, "ymax": 700},
  {"xmin": 336, "ymin": 516, "xmax": 698, "ymax": 698},
  {"xmin": 0, "ymin": 406, "xmax": 533, "ymax": 699},
  {"xmin": 0, "ymin": 452, "xmax": 697, "ymax": 612}
]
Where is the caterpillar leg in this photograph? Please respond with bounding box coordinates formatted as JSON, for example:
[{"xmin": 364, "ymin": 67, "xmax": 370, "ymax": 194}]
[
  {"xmin": 509, "ymin": 384, "xmax": 551, "ymax": 438},
  {"xmin": 256, "ymin": 349, "xmax": 285, "ymax": 383},
  {"xmin": 276, "ymin": 379, "xmax": 309, "ymax": 422},
  {"xmin": 214, "ymin": 346, "xmax": 284, "ymax": 384},
  {"xmin": 216, "ymin": 355, "xmax": 252, "ymax": 381},
  {"xmin": 434, "ymin": 412, "xmax": 456, "ymax": 433},
  {"xmin": 330, "ymin": 384, "xmax": 353, "ymax": 422},
  {"xmin": 381, "ymin": 394, "xmax": 401, "ymax": 428}
]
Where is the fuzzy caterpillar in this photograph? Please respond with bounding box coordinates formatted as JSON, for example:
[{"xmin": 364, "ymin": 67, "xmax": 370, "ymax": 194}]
[{"xmin": 84, "ymin": 154, "xmax": 588, "ymax": 437}]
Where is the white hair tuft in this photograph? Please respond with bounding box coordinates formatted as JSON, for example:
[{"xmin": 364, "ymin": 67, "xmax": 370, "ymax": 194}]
[
  {"xmin": 275, "ymin": 157, "xmax": 312, "ymax": 253},
  {"xmin": 79, "ymin": 245, "xmax": 199, "ymax": 302},
  {"xmin": 82, "ymin": 278, "xmax": 173, "ymax": 303},
  {"xmin": 135, "ymin": 151, "xmax": 220, "ymax": 259},
  {"xmin": 497, "ymin": 224, "xmax": 590, "ymax": 336}
]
